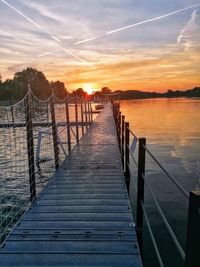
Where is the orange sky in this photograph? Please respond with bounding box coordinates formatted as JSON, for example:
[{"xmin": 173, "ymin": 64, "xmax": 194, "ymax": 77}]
[
  {"xmin": 0, "ymin": 1, "xmax": 200, "ymax": 93},
  {"xmin": 44, "ymin": 48, "xmax": 200, "ymax": 92}
]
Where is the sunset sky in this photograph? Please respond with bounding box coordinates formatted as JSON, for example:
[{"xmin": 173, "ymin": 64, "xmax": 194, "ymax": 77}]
[{"xmin": 0, "ymin": 0, "xmax": 200, "ymax": 92}]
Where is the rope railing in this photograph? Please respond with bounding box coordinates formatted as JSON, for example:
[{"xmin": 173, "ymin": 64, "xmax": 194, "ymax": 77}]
[
  {"xmin": 0, "ymin": 85, "xmax": 94, "ymax": 245},
  {"xmin": 112, "ymin": 101, "xmax": 199, "ymax": 267}
]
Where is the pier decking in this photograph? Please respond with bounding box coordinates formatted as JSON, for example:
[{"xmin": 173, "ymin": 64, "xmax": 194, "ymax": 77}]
[{"xmin": 0, "ymin": 104, "xmax": 142, "ymax": 267}]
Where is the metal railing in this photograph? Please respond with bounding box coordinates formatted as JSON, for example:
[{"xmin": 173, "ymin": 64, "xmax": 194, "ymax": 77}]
[
  {"xmin": 112, "ymin": 101, "xmax": 199, "ymax": 267},
  {"xmin": 0, "ymin": 87, "xmax": 94, "ymax": 245}
]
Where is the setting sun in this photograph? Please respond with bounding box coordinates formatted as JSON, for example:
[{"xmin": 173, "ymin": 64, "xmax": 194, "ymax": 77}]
[{"xmin": 83, "ymin": 84, "xmax": 95, "ymax": 95}]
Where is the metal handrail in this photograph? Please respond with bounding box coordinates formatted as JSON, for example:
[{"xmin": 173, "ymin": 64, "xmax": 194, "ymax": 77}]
[
  {"xmin": 142, "ymin": 173, "xmax": 185, "ymax": 259},
  {"xmin": 128, "ymin": 127, "xmax": 139, "ymax": 140},
  {"xmin": 141, "ymin": 202, "xmax": 165, "ymax": 267},
  {"xmin": 142, "ymin": 144, "xmax": 188, "ymax": 198},
  {"xmin": 129, "ymin": 149, "xmax": 138, "ymax": 167},
  {"xmin": 126, "ymin": 125, "xmax": 188, "ymax": 198}
]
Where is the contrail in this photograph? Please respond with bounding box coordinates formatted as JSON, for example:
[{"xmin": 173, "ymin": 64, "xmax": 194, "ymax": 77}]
[
  {"xmin": 75, "ymin": 34, "xmax": 105, "ymax": 45},
  {"xmin": 0, "ymin": 0, "xmax": 95, "ymax": 68},
  {"xmin": 37, "ymin": 48, "xmax": 96, "ymax": 69},
  {"xmin": 75, "ymin": 3, "xmax": 200, "ymax": 44},
  {"xmin": 37, "ymin": 49, "xmax": 59, "ymax": 57},
  {"xmin": 0, "ymin": 0, "xmax": 60, "ymax": 42},
  {"xmin": 106, "ymin": 4, "xmax": 200, "ymax": 34},
  {"xmin": 62, "ymin": 48, "xmax": 96, "ymax": 69}
]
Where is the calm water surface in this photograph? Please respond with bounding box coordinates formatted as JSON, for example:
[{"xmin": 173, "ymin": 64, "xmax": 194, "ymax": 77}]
[{"xmin": 120, "ymin": 98, "xmax": 200, "ymax": 267}]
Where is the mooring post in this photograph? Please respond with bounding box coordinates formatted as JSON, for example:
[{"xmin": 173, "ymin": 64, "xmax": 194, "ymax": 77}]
[
  {"xmin": 50, "ymin": 97, "xmax": 59, "ymax": 169},
  {"xmin": 25, "ymin": 87, "xmax": 36, "ymax": 201},
  {"xmin": 136, "ymin": 137, "xmax": 146, "ymax": 260},
  {"xmin": 184, "ymin": 191, "xmax": 200, "ymax": 267},
  {"xmin": 80, "ymin": 98, "xmax": 84, "ymax": 135},
  {"xmin": 75, "ymin": 96, "xmax": 79, "ymax": 143},
  {"xmin": 121, "ymin": 115, "xmax": 125, "ymax": 169},
  {"xmin": 125, "ymin": 122, "xmax": 130, "ymax": 193},
  {"xmin": 65, "ymin": 96, "xmax": 71, "ymax": 153}
]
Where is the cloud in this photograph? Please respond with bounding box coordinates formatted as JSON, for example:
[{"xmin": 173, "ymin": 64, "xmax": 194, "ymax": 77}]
[
  {"xmin": 177, "ymin": 9, "xmax": 200, "ymax": 50},
  {"xmin": 18, "ymin": 0, "xmax": 67, "ymax": 24},
  {"xmin": 0, "ymin": 47, "xmax": 20, "ymax": 54},
  {"xmin": 0, "ymin": 0, "xmax": 95, "ymax": 68},
  {"xmin": 75, "ymin": 4, "xmax": 200, "ymax": 45}
]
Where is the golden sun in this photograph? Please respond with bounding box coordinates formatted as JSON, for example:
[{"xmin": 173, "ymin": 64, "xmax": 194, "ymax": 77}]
[{"xmin": 83, "ymin": 84, "xmax": 95, "ymax": 95}]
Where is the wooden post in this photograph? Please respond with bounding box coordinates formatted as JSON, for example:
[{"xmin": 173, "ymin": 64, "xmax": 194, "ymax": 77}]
[
  {"xmin": 25, "ymin": 88, "xmax": 36, "ymax": 201},
  {"xmin": 184, "ymin": 191, "xmax": 200, "ymax": 267},
  {"xmin": 118, "ymin": 112, "xmax": 121, "ymax": 152},
  {"xmin": 136, "ymin": 137, "xmax": 146, "ymax": 260},
  {"xmin": 121, "ymin": 115, "xmax": 125, "ymax": 169},
  {"xmin": 125, "ymin": 122, "xmax": 130, "ymax": 193},
  {"xmin": 65, "ymin": 97, "xmax": 71, "ymax": 153},
  {"xmin": 80, "ymin": 99, "xmax": 84, "ymax": 135},
  {"xmin": 87, "ymin": 101, "xmax": 91, "ymax": 124},
  {"xmin": 75, "ymin": 96, "xmax": 79, "ymax": 142},
  {"xmin": 50, "ymin": 97, "xmax": 59, "ymax": 169},
  {"xmin": 90, "ymin": 101, "xmax": 93, "ymax": 122},
  {"xmin": 84, "ymin": 100, "xmax": 88, "ymax": 130}
]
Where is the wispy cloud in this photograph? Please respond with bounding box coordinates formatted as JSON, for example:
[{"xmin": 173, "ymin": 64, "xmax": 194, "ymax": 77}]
[
  {"xmin": 177, "ymin": 9, "xmax": 200, "ymax": 50},
  {"xmin": 75, "ymin": 3, "xmax": 200, "ymax": 45},
  {"xmin": 0, "ymin": 0, "xmax": 95, "ymax": 68},
  {"xmin": 0, "ymin": 47, "xmax": 20, "ymax": 54},
  {"xmin": 0, "ymin": 0, "xmax": 60, "ymax": 41},
  {"xmin": 18, "ymin": 0, "xmax": 66, "ymax": 24}
]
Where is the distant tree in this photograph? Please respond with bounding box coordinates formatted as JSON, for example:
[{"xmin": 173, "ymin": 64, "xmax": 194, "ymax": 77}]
[
  {"xmin": 14, "ymin": 67, "xmax": 51, "ymax": 99},
  {"xmin": 101, "ymin": 87, "xmax": 111, "ymax": 95},
  {"xmin": 50, "ymin": 81, "xmax": 67, "ymax": 99},
  {"xmin": 0, "ymin": 73, "xmax": 2, "ymax": 83},
  {"xmin": 75, "ymin": 88, "xmax": 87, "ymax": 98},
  {"xmin": 92, "ymin": 91, "xmax": 102, "ymax": 101}
]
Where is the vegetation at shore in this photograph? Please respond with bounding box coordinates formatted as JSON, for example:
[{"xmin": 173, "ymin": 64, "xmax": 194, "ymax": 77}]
[{"xmin": 0, "ymin": 68, "xmax": 199, "ymax": 102}]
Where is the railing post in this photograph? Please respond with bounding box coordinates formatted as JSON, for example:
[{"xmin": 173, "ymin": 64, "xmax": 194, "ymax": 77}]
[
  {"xmin": 90, "ymin": 101, "xmax": 93, "ymax": 122},
  {"xmin": 136, "ymin": 137, "xmax": 146, "ymax": 260},
  {"xmin": 84, "ymin": 100, "xmax": 88, "ymax": 130},
  {"xmin": 80, "ymin": 98, "xmax": 84, "ymax": 135},
  {"xmin": 125, "ymin": 122, "xmax": 130, "ymax": 193},
  {"xmin": 118, "ymin": 111, "xmax": 121, "ymax": 152},
  {"xmin": 121, "ymin": 115, "xmax": 125, "ymax": 169},
  {"xmin": 50, "ymin": 97, "xmax": 59, "ymax": 169},
  {"xmin": 75, "ymin": 96, "xmax": 79, "ymax": 142},
  {"xmin": 25, "ymin": 88, "xmax": 36, "ymax": 201},
  {"xmin": 184, "ymin": 191, "xmax": 200, "ymax": 267},
  {"xmin": 87, "ymin": 101, "xmax": 91, "ymax": 124},
  {"xmin": 65, "ymin": 97, "xmax": 71, "ymax": 153}
]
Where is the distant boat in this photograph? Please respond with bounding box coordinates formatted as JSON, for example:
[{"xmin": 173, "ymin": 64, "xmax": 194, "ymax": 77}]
[{"xmin": 95, "ymin": 104, "xmax": 104, "ymax": 110}]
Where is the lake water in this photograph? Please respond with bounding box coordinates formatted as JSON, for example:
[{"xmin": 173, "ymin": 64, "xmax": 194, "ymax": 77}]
[{"xmin": 120, "ymin": 98, "xmax": 200, "ymax": 267}]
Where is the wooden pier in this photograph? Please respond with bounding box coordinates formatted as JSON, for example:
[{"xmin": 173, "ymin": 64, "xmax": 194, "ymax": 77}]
[{"xmin": 0, "ymin": 104, "xmax": 142, "ymax": 266}]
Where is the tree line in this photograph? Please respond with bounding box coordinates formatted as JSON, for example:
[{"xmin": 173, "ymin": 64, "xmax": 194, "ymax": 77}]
[
  {"xmin": 0, "ymin": 68, "xmax": 112, "ymax": 102},
  {"xmin": 0, "ymin": 67, "xmax": 199, "ymax": 102},
  {"xmin": 0, "ymin": 68, "xmax": 67, "ymax": 101}
]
